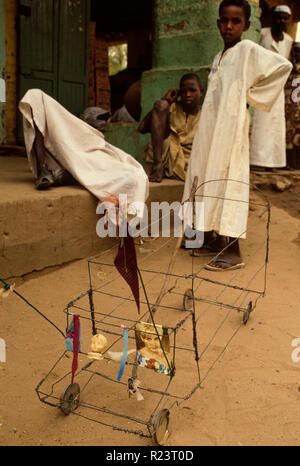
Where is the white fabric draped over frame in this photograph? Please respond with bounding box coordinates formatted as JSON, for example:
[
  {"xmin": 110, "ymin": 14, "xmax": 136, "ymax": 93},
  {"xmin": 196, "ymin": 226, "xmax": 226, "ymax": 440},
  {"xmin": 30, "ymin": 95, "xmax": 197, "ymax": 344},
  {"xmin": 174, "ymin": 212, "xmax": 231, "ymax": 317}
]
[{"xmin": 19, "ymin": 89, "xmax": 149, "ymax": 219}]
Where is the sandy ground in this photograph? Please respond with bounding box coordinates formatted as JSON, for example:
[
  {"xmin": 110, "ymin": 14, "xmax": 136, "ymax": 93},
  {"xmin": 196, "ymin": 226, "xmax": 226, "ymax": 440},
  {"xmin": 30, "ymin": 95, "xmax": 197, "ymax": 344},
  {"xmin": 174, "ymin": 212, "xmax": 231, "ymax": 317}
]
[{"xmin": 0, "ymin": 180, "xmax": 300, "ymax": 447}]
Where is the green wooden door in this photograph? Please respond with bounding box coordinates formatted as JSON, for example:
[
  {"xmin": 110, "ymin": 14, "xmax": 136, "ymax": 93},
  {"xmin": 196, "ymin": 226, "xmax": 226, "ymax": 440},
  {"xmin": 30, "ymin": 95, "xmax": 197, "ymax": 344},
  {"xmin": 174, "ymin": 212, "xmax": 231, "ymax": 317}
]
[
  {"xmin": 18, "ymin": 0, "xmax": 90, "ymax": 139},
  {"xmin": 18, "ymin": 0, "xmax": 59, "ymax": 104},
  {"xmin": 58, "ymin": 0, "xmax": 90, "ymax": 116}
]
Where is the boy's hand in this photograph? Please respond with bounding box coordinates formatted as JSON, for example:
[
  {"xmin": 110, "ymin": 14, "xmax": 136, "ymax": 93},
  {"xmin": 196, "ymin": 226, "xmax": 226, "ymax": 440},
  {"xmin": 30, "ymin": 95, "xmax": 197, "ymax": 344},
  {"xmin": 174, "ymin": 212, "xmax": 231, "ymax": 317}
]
[{"xmin": 163, "ymin": 88, "xmax": 179, "ymax": 104}]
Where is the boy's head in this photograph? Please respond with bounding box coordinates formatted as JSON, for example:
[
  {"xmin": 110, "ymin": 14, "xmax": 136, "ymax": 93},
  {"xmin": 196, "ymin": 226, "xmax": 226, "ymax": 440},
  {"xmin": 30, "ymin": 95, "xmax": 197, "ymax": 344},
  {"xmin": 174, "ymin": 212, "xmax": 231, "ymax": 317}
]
[
  {"xmin": 272, "ymin": 5, "xmax": 291, "ymax": 33},
  {"xmin": 218, "ymin": 0, "xmax": 251, "ymax": 47},
  {"xmin": 179, "ymin": 73, "xmax": 202, "ymax": 112}
]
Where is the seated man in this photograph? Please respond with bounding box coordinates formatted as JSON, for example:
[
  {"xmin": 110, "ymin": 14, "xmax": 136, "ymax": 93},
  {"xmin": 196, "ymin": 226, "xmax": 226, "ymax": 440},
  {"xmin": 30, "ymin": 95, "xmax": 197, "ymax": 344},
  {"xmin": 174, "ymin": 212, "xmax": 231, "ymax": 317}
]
[
  {"xmin": 138, "ymin": 73, "xmax": 202, "ymax": 183},
  {"xmin": 18, "ymin": 89, "xmax": 149, "ymax": 220}
]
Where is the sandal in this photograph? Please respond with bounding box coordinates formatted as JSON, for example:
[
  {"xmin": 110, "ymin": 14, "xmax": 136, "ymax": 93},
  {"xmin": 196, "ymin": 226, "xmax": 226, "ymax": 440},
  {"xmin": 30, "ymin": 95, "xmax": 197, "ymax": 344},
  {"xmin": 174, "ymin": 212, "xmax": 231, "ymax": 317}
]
[
  {"xmin": 35, "ymin": 169, "xmax": 55, "ymax": 190},
  {"xmin": 205, "ymin": 258, "xmax": 245, "ymax": 272}
]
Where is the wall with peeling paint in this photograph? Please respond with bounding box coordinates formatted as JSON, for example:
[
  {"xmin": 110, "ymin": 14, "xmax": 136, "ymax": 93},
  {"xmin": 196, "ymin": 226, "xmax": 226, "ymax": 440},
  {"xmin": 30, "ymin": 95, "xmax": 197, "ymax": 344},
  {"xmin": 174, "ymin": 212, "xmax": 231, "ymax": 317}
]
[
  {"xmin": 141, "ymin": 0, "xmax": 261, "ymax": 118},
  {"xmin": 102, "ymin": 123, "xmax": 149, "ymax": 164},
  {"xmin": 0, "ymin": 0, "xmax": 6, "ymax": 143},
  {"xmin": 105, "ymin": 0, "xmax": 261, "ymax": 158},
  {"xmin": 153, "ymin": 0, "xmax": 261, "ymax": 68}
]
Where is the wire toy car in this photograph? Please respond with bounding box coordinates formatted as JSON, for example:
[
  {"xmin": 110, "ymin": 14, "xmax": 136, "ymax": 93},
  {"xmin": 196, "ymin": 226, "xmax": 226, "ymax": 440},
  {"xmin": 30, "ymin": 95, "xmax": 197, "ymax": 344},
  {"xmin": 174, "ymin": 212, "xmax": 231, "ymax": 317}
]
[{"xmin": 5, "ymin": 178, "xmax": 270, "ymax": 445}]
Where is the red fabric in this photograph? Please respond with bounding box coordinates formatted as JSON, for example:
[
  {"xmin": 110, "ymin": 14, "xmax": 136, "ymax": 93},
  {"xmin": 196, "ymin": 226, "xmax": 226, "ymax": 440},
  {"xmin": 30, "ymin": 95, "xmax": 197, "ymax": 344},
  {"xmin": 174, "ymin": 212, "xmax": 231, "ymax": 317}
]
[
  {"xmin": 71, "ymin": 315, "xmax": 80, "ymax": 384},
  {"xmin": 114, "ymin": 233, "xmax": 140, "ymax": 314}
]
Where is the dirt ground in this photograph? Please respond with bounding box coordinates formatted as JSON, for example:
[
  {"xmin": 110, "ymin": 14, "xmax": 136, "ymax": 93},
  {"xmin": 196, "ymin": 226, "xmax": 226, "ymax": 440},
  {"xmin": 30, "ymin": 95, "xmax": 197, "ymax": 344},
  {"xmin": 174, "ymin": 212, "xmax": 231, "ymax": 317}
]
[{"xmin": 0, "ymin": 177, "xmax": 300, "ymax": 447}]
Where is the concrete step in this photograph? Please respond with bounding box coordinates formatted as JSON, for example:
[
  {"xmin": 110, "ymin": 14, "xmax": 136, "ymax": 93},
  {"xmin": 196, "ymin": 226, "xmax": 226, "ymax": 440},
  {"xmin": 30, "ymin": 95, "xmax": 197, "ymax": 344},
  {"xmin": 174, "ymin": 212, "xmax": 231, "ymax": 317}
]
[{"xmin": 0, "ymin": 156, "xmax": 184, "ymax": 278}]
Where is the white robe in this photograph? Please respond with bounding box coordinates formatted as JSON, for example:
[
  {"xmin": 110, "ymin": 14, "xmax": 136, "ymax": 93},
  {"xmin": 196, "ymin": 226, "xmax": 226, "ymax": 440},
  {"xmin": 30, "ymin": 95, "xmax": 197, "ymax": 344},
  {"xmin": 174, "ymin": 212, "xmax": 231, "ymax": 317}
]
[
  {"xmin": 18, "ymin": 89, "xmax": 149, "ymax": 219},
  {"xmin": 183, "ymin": 39, "xmax": 292, "ymax": 239},
  {"xmin": 250, "ymin": 28, "xmax": 293, "ymax": 167}
]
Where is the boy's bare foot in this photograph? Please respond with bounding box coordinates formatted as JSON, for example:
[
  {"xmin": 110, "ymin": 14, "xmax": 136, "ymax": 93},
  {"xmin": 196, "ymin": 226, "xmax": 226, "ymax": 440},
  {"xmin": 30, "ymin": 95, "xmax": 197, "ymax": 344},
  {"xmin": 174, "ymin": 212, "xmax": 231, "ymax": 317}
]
[
  {"xmin": 187, "ymin": 231, "xmax": 219, "ymax": 255},
  {"xmin": 190, "ymin": 239, "xmax": 222, "ymax": 256},
  {"xmin": 149, "ymin": 162, "xmax": 164, "ymax": 183}
]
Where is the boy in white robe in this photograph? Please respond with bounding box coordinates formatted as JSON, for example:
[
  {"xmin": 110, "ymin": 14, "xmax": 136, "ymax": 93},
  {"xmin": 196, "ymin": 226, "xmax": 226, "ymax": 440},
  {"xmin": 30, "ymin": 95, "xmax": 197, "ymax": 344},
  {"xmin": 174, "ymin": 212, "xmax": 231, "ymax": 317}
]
[
  {"xmin": 183, "ymin": 0, "xmax": 292, "ymax": 270},
  {"xmin": 250, "ymin": 5, "xmax": 293, "ymax": 171}
]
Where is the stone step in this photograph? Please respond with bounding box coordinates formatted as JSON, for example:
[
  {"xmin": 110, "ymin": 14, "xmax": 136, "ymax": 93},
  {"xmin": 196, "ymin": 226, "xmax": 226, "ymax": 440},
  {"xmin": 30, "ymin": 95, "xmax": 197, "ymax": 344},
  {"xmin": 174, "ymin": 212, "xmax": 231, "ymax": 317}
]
[{"xmin": 0, "ymin": 156, "xmax": 184, "ymax": 278}]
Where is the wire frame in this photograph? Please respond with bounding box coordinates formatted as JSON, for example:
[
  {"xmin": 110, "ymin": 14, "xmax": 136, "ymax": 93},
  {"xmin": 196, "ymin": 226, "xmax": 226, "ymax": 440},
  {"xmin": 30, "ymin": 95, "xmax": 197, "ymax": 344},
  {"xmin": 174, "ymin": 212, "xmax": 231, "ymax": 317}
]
[{"xmin": 36, "ymin": 179, "xmax": 270, "ymax": 440}]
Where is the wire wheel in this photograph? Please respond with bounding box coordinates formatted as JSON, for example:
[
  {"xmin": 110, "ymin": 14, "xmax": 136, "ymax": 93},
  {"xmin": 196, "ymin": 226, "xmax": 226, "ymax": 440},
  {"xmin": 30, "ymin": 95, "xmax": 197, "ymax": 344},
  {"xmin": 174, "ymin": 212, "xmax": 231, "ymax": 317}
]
[
  {"xmin": 153, "ymin": 409, "xmax": 170, "ymax": 445},
  {"xmin": 59, "ymin": 383, "xmax": 80, "ymax": 415},
  {"xmin": 183, "ymin": 289, "xmax": 194, "ymax": 311},
  {"xmin": 243, "ymin": 301, "xmax": 252, "ymax": 325}
]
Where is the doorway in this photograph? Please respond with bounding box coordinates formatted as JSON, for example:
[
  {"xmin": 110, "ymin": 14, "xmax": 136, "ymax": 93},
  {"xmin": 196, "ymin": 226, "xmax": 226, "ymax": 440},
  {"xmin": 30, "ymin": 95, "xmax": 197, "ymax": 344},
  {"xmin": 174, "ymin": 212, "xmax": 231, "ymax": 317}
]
[{"xmin": 89, "ymin": 0, "xmax": 153, "ymax": 120}]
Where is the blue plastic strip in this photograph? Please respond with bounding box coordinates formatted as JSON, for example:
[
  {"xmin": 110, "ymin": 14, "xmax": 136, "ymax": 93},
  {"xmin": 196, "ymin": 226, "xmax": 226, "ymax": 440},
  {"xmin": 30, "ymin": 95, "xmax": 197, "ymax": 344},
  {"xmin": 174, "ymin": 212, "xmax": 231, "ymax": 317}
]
[
  {"xmin": 117, "ymin": 327, "xmax": 128, "ymax": 381},
  {"xmin": 65, "ymin": 313, "xmax": 81, "ymax": 352}
]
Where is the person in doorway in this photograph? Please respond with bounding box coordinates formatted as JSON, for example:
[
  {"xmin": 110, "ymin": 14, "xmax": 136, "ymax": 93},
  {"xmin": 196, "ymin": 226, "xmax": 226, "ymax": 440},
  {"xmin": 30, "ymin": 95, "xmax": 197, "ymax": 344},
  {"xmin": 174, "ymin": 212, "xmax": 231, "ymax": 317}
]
[
  {"xmin": 250, "ymin": 5, "xmax": 293, "ymax": 172},
  {"xmin": 183, "ymin": 0, "xmax": 292, "ymax": 270},
  {"xmin": 285, "ymin": 42, "xmax": 300, "ymax": 169},
  {"xmin": 138, "ymin": 73, "xmax": 202, "ymax": 183}
]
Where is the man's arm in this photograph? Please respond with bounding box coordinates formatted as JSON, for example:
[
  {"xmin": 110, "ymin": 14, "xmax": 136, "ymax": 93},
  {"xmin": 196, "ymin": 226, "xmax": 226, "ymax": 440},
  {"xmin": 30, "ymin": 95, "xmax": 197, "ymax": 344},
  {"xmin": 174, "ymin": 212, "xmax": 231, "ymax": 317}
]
[{"xmin": 137, "ymin": 88, "xmax": 178, "ymax": 134}]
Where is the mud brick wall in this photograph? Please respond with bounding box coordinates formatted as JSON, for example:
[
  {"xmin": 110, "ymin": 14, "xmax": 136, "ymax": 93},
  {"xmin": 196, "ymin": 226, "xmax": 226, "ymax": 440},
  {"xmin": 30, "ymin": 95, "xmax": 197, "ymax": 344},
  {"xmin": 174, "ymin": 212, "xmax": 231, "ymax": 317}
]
[
  {"xmin": 94, "ymin": 39, "xmax": 110, "ymax": 111},
  {"xmin": 88, "ymin": 22, "xmax": 111, "ymax": 111}
]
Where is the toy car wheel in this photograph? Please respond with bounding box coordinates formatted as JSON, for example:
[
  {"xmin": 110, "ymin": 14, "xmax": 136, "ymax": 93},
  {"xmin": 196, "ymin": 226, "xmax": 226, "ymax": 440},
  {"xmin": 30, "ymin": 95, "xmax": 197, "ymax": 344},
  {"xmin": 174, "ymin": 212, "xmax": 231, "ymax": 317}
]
[
  {"xmin": 183, "ymin": 289, "xmax": 194, "ymax": 311},
  {"xmin": 59, "ymin": 383, "xmax": 80, "ymax": 415},
  {"xmin": 243, "ymin": 301, "xmax": 252, "ymax": 325},
  {"xmin": 153, "ymin": 409, "xmax": 170, "ymax": 445}
]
